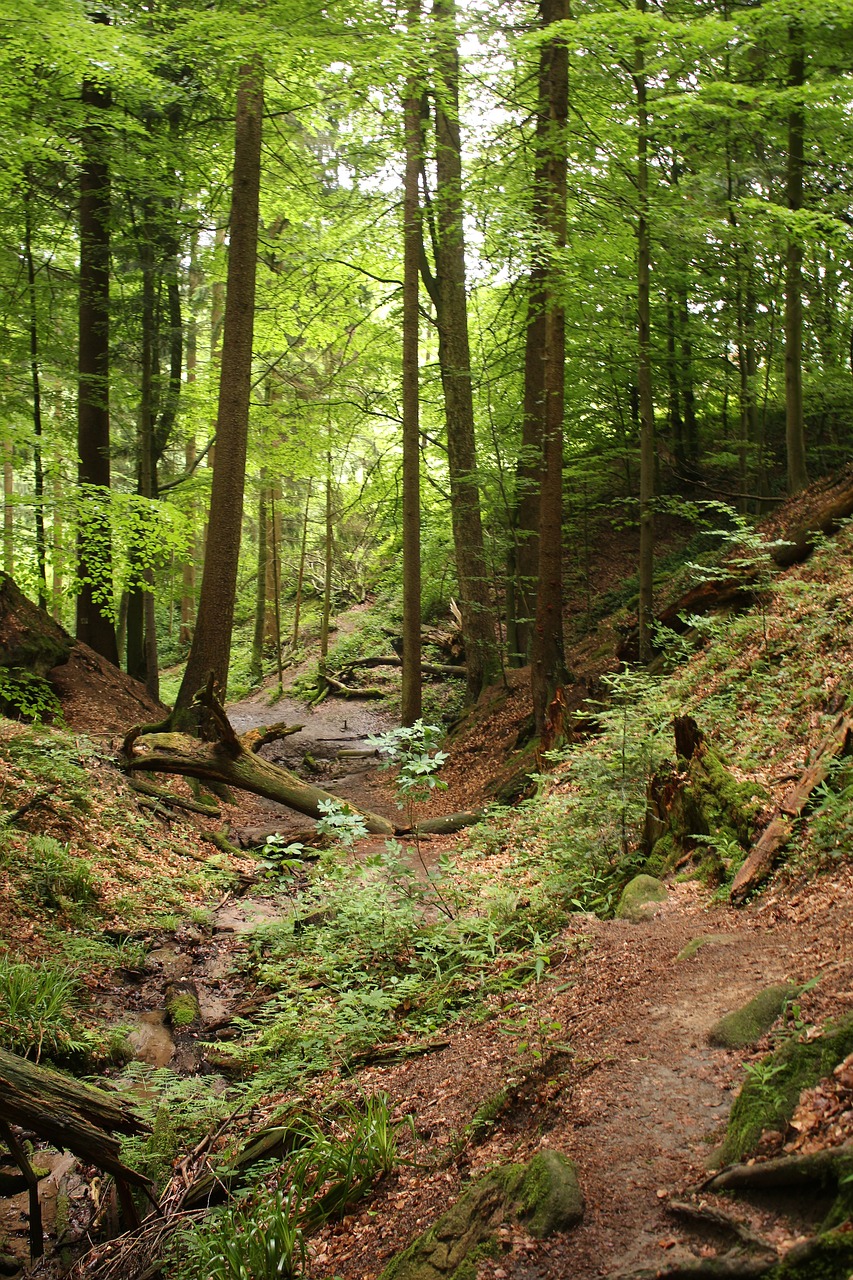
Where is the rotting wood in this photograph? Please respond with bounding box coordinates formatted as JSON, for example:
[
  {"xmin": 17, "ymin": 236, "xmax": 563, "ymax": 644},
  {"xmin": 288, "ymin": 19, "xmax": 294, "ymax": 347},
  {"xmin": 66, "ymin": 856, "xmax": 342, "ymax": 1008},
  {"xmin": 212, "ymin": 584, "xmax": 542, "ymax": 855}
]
[
  {"xmin": 0, "ymin": 1047, "xmax": 151, "ymax": 1193},
  {"xmin": 0, "ymin": 1117, "xmax": 44, "ymax": 1258},
  {"xmin": 321, "ymin": 674, "xmax": 385, "ymax": 699},
  {"xmin": 239, "ymin": 721, "xmax": 303, "ymax": 753},
  {"xmin": 335, "ymin": 655, "xmax": 467, "ymax": 678},
  {"xmin": 730, "ymin": 712, "xmax": 852, "ymax": 902},
  {"xmin": 411, "ymin": 810, "xmax": 484, "ymax": 836},
  {"xmin": 123, "ymin": 685, "xmax": 395, "ymax": 836}
]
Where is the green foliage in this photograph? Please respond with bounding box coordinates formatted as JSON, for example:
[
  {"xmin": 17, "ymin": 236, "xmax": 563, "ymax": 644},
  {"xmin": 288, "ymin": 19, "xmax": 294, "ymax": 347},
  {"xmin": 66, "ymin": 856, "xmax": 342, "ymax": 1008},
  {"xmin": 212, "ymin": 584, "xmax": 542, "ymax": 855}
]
[
  {"xmin": 315, "ymin": 798, "xmax": 369, "ymax": 848},
  {"xmin": 0, "ymin": 954, "xmax": 80, "ymax": 1061},
  {"xmin": 18, "ymin": 835, "xmax": 97, "ymax": 911},
  {"xmin": 368, "ymin": 720, "xmax": 449, "ymax": 807},
  {"xmin": 0, "ymin": 668, "xmax": 63, "ymax": 723},
  {"xmin": 172, "ymin": 1184, "xmax": 307, "ymax": 1280}
]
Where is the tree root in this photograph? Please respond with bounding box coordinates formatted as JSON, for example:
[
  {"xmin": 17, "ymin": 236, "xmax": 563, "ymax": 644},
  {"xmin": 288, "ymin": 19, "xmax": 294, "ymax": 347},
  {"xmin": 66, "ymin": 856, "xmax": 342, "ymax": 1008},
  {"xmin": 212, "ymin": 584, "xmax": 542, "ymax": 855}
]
[
  {"xmin": 127, "ymin": 777, "xmax": 221, "ymax": 818},
  {"xmin": 700, "ymin": 1142, "xmax": 853, "ymax": 1193}
]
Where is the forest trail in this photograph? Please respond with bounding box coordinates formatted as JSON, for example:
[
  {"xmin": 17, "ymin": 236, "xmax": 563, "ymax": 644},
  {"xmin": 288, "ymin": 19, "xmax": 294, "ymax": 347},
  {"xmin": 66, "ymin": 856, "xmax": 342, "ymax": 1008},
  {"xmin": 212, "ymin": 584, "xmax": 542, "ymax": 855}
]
[{"xmin": 312, "ymin": 872, "xmax": 853, "ymax": 1279}]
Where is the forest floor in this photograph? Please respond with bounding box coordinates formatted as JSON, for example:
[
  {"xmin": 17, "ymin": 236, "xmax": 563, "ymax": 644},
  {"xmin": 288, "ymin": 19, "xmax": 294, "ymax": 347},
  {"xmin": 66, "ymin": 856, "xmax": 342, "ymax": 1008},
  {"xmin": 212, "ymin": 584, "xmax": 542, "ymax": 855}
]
[{"xmin": 1, "ymin": 481, "xmax": 853, "ymax": 1279}]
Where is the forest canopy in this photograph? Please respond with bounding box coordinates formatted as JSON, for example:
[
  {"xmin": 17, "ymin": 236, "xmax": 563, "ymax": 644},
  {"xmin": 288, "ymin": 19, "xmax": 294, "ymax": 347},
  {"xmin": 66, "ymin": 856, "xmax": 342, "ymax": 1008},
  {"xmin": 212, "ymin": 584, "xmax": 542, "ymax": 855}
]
[{"xmin": 2, "ymin": 0, "xmax": 852, "ymax": 718}]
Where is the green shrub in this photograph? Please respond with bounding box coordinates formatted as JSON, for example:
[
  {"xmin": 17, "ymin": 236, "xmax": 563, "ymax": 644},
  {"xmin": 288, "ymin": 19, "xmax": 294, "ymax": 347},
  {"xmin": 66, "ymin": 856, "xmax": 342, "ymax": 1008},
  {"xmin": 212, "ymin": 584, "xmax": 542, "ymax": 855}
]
[
  {"xmin": 21, "ymin": 835, "xmax": 97, "ymax": 910},
  {"xmin": 0, "ymin": 954, "xmax": 80, "ymax": 1060}
]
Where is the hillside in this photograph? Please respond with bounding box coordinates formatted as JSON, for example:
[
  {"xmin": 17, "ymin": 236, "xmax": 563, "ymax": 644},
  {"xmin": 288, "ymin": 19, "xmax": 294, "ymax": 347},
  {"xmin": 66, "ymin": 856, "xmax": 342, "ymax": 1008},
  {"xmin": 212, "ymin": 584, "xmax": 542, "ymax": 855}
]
[{"xmin": 0, "ymin": 495, "xmax": 852, "ymax": 1280}]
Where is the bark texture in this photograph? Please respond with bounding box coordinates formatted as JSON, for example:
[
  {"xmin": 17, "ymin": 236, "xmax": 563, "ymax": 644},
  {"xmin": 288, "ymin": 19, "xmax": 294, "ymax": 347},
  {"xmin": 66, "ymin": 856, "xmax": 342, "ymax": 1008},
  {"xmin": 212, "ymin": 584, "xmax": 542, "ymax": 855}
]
[{"xmin": 177, "ymin": 63, "xmax": 263, "ymax": 707}]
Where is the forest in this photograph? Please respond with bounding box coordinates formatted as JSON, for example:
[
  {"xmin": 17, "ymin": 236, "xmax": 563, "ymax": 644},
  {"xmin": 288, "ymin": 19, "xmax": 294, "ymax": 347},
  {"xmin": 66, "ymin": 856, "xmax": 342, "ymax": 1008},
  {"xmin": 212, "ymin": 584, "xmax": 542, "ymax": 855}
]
[{"xmin": 1, "ymin": 0, "xmax": 853, "ymax": 1277}]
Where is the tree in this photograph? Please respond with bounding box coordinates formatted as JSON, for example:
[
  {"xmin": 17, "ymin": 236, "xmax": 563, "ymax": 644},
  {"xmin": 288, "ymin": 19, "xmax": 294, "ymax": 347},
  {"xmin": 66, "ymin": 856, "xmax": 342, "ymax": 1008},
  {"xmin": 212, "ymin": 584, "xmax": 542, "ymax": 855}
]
[
  {"xmin": 176, "ymin": 59, "xmax": 264, "ymax": 709},
  {"xmin": 530, "ymin": 0, "xmax": 570, "ymax": 738},
  {"xmin": 421, "ymin": 0, "xmax": 499, "ymax": 702},
  {"xmin": 76, "ymin": 52, "xmax": 119, "ymax": 666},
  {"xmin": 401, "ymin": 0, "xmax": 423, "ymax": 727}
]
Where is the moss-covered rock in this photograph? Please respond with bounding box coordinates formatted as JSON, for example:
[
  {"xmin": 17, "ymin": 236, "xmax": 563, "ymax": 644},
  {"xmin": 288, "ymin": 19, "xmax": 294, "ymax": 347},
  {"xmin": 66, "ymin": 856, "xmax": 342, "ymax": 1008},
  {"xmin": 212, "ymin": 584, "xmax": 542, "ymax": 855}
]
[
  {"xmin": 517, "ymin": 1150, "xmax": 583, "ymax": 1238},
  {"xmin": 708, "ymin": 984, "xmax": 798, "ymax": 1049},
  {"xmin": 717, "ymin": 1013, "xmax": 853, "ymax": 1166},
  {"xmin": 164, "ymin": 981, "xmax": 200, "ymax": 1028},
  {"xmin": 615, "ymin": 874, "xmax": 667, "ymax": 922},
  {"xmin": 378, "ymin": 1150, "xmax": 583, "ymax": 1280},
  {"xmin": 676, "ymin": 935, "xmax": 732, "ymax": 961}
]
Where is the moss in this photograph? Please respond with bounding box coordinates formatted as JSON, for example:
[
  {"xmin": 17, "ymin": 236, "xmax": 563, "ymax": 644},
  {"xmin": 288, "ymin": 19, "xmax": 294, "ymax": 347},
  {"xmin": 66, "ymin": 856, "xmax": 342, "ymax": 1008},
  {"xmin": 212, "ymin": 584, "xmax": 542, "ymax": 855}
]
[
  {"xmin": 615, "ymin": 874, "xmax": 667, "ymax": 922},
  {"xmin": 719, "ymin": 1013, "xmax": 853, "ymax": 1165},
  {"xmin": 164, "ymin": 989, "xmax": 199, "ymax": 1028},
  {"xmin": 676, "ymin": 935, "xmax": 731, "ymax": 961},
  {"xmin": 767, "ymin": 1228, "xmax": 853, "ymax": 1279},
  {"xmin": 708, "ymin": 984, "xmax": 798, "ymax": 1049},
  {"xmin": 516, "ymin": 1150, "xmax": 583, "ymax": 1237}
]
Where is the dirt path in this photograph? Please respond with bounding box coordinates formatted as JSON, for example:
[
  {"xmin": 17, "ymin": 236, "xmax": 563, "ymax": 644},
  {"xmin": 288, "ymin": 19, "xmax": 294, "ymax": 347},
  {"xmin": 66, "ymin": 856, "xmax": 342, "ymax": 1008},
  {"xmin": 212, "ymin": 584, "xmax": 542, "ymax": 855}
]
[{"xmin": 311, "ymin": 871, "xmax": 853, "ymax": 1279}]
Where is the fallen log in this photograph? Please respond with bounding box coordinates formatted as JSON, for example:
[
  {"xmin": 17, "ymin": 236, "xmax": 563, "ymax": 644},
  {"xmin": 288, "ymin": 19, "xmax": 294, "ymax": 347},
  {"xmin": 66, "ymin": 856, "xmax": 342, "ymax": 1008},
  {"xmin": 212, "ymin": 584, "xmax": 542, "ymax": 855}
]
[
  {"xmin": 127, "ymin": 776, "xmax": 220, "ymax": 818},
  {"xmin": 412, "ymin": 810, "xmax": 484, "ymax": 836},
  {"xmin": 336, "ymin": 655, "xmax": 467, "ymax": 679},
  {"xmin": 770, "ymin": 467, "xmax": 853, "ymax": 567},
  {"xmin": 239, "ymin": 721, "xmax": 303, "ymax": 753},
  {"xmin": 730, "ymin": 712, "xmax": 852, "ymax": 902},
  {"xmin": 123, "ymin": 686, "xmax": 394, "ymax": 836}
]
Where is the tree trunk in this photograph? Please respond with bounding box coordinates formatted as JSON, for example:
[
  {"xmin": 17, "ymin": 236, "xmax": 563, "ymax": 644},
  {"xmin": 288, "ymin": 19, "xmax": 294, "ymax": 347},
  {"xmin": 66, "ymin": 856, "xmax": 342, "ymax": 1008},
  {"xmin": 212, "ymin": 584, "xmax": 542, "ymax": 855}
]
[
  {"xmin": 530, "ymin": 0, "xmax": 569, "ymax": 738},
  {"xmin": 176, "ymin": 62, "xmax": 263, "ymax": 708},
  {"xmin": 507, "ymin": 266, "xmax": 547, "ymax": 667},
  {"xmin": 23, "ymin": 177, "xmax": 47, "ymax": 610},
  {"xmin": 635, "ymin": 14, "xmax": 656, "ymax": 666},
  {"xmin": 250, "ymin": 479, "xmax": 268, "ymax": 684},
  {"xmin": 2, "ymin": 440, "xmax": 12, "ymax": 577},
  {"xmin": 292, "ymin": 479, "xmax": 311, "ymax": 648},
  {"xmin": 401, "ymin": 0, "xmax": 423, "ymax": 727},
  {"xmin": 124, "ymin": 689, "xmax": 394, "ymax": 836},
  {"xmin": 428, "ymin": 0, "xmax": 499, "ymax": 701},
  {"xmin": 181, "ymin": 243, "xmax": 200, "ymax": 646},
  {"xmin": 784, "ymin": 19, "xmax": 808, "ymax": 494},
  {"xmin": 76, "ymin": 60, "xmax": 119, "ymax": 666}
]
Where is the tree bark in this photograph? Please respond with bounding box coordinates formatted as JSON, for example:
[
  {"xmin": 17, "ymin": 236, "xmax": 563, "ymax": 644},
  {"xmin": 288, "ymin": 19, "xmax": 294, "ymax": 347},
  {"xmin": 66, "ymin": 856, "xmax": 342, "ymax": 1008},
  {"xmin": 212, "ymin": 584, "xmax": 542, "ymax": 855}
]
[
  {"xmin": 634, "ymin": 11, "xmax": 656, "ymax": 665},
  {"xmin": 427, "ymin": 0, "xmax": 499, "ymax": 701},
  {"xmin": 2, "ymin": 440, "xmax": 12, "ymax": 577},
  {"xmin": 530, "ymin": 0, "xmax": 569, "ymax": 739},
  {"xmin": 176, "ymin": 62, "xmax": 263, "ymax": 708},
  {"xmin": 23, "ymin": 177, "xmax": 47, "ymax": 610},
  {"xmin": 402, "ymin": 0, "xmax": 423, "ymax": 727},
  {"xmin": 76, "ymin": 58, "xmax": 119, "ymax": 666},
  {"xmin": 250, "ymin": 478, "xmax": 268, "ymax": 684},
  {"xmin": 784, "ymin": 19, "xmax": 808, "ymax": 494}
]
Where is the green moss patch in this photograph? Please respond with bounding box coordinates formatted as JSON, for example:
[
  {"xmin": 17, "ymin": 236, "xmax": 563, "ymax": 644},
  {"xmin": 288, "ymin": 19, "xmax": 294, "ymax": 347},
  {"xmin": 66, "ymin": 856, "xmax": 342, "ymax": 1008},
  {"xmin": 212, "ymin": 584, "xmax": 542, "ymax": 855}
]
[
  {"xmin": 615, "ymin": 875, "xmax": 667, "ymax": 922},
  {"xmin": 379, "ymin": 1150, "xmax": 583, "ymax": 1280},
  {"xmin": 676, "ymin": 935, "xmax": 733, "ymax": 961},
  {"xmin": 718, "ymin": 1013, "xmax": 853, "ymax": 1165},
  {"xmin": 767, "ymin": 1228, "xmax": 853, "ymax": 1280},
  {"xmin": 708, "ymin": 984, "xmax": 798, "ymax": 1049}
]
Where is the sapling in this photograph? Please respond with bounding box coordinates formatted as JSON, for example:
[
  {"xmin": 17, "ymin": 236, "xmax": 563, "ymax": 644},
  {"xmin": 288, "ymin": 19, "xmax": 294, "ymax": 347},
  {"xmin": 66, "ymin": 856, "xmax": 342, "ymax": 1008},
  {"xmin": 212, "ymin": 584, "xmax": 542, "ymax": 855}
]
[{"xmin": 367, "ymin": 720, "xmax": 453, "ymax": 917}]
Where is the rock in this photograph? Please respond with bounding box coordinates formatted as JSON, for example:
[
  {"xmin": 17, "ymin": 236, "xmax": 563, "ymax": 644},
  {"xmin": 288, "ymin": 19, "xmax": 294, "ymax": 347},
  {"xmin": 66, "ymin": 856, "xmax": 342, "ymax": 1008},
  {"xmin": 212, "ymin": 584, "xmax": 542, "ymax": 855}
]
[
  {"xmin": 517, "ymin": 1150, "xmax": 584, "ymax": 1238},
  {"xmin": 615, "ymin": 875, "xmax": 668, "ymax": 922},
  {"xmin": 379, "ymin": 1150, "xmax": 583, "ymax": 1279},
  {"xmin": 708, "ymin": 983, "xmax": 798, "ymax": 1049}
]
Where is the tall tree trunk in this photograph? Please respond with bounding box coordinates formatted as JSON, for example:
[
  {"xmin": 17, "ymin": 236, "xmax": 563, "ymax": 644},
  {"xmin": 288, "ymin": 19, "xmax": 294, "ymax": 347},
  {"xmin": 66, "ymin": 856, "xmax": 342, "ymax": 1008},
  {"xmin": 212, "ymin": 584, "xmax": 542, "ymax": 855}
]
[
  {"xmin": 634, "ymin": 13, "xmax": 656, "ymax": 666},
  {"xmin": 52, "ymin": 468, "xmax": 63, "ymax": 623},
  {"xmin": 127, "ymin": 229, "xmax": 157, "ymax": 689},
  {"xmin": 530, "ymin": 0, "xmax": 569, "ymax": 737},
  {"xmin": 785, "ymin": 18, "xmax": 808, "ymax": 494},
  {"xmin": 264, "ymin": 479, "xmax": 282, "ymax": 643},
  {"xmin": 292, "ymin": 480, "xmax": 311, "ymax": 649},
  {"xmin": 250, "ymin": 478, "xmax": 267, "ymax": 684},
  {"xmin": 76, "ymin": 61, "xmax": 119, "ymax": 665},
  {"xmin": 401, "ymin": 0, "xmax": 423, "ymax": 727},
  {"xmin": 319, "ymin": 452, "xmax": 333, "ymax": 670},
  {"xmin": 427, "ymin": 0, "xmax": 498, "ymax": 701},
  {"xmin": 181, "ymin": 244, "xmax": 201, "ymax": 645},
  {"xmin": 3, "ymin": 441, "xmax": 12, "ymax": 577},
  {"xmin": 176, "ymin": 61, "xmax": 264, "ymax": 708},
  {"xmin": 23, "ymin": 177, "xmax": 47, "ymax": 609}
]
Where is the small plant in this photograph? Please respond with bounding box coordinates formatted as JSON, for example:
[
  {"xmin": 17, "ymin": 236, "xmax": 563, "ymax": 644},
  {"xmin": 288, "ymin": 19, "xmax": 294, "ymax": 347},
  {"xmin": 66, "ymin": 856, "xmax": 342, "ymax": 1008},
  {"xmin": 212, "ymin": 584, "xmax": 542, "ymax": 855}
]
[
  {"xmin": 177, "ymin": 1185, "xmax": 307, "ymax": 1280},
  {"xmin": 0, "ymin": 668, "xmax": 64, "ymax": 723},
  {"xmin": 258, "ymin": 835, "xmax": 307, "ymax": 881},
  {"xmin": 0, "ymin": 954, "xmax": 80, "ymax": 1061},
  {"xmin": 20, "ymin": 835, "xmax": 97, "ymax": 910},
  {"xmin": 315, "ymin": 799, "xmax": 368, "ymax": 849}
]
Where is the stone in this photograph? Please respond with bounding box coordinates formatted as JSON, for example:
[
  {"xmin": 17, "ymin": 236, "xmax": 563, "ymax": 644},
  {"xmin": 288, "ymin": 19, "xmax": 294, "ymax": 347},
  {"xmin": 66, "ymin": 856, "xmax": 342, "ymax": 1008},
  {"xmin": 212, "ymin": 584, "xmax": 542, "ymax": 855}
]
[
  {"xmin": 379, "ymin": 1150, "xmax": 583, "ymax": 1280},
  {"xmin": 615, "ymin": 874, "xmax": 668, "ymax": 922},
  {"xmin": 708, "ymin": 983, "xmax": 798, "ymax": 1049}
]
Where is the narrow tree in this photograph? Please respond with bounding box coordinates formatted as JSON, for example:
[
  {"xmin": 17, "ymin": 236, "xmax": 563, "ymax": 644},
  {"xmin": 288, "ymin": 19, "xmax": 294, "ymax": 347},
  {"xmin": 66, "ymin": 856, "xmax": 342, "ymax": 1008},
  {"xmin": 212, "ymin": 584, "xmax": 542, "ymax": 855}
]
[
  {"xmin": 76, "ymin": 61, "xmax": 119, "ymax": 665},
  {"xmin": 634, "ymin": 5, "xmax": 656, "ymax": 665},
  {"xmin": 784, "ymin": 17, "xmax": 808, "ymax": 493},
  {"xmin": 176, "ymin": 61, "xmax": 264, "ymax": 708},
  {"xmin": 421, "ymin": 0, "xmax": 498, "ymax": 701},
  {"xmin": 401, "ymin": 0, "xmax": 423, "ymax": 727},
  {"xmin": 530, "ymin": 0, "xmax": 569, "ymax": 737}
]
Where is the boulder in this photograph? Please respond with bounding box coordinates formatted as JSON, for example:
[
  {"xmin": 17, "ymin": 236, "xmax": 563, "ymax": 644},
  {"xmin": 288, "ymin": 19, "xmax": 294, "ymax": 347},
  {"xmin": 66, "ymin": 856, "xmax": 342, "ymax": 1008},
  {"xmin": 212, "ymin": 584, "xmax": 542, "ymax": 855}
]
[{"xmin": 616, "ymin": 875, "xmax": 667, "ymax": 922}]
